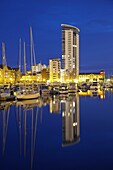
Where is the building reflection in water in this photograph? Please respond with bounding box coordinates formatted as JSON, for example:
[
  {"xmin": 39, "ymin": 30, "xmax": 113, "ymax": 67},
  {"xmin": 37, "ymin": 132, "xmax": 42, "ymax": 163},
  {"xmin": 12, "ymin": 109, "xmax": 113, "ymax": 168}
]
[
  {"xmin": 0, "ymin": 90, "xmax": 105, "ymax": 169},
  {"xmin": 50, "ymin": 96, "xmax": 61, "ymax": 113},
  {"xmin": 78, "ymin": 89, "xmax": 105, "ymax": 99},
  {"xmin": 61, "ymin": 94, "xmax": 80, "ymax": 147}
]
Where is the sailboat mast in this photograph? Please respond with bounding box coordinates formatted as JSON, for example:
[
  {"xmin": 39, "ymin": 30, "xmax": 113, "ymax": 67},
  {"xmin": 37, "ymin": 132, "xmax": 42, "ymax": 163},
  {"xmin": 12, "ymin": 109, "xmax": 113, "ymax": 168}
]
[
  {"xmin": 2, "ymin": 42, "xmax": 7, "ymax": 66},
  {"xmin": 32, "ymin": 37, "xmax": 36, "ymax": 66},
  {"xmin": 30, "ymin": 26, "xmax": 33, "ymax": 72},
  {"xmin": 19, "ymin": 38, "xmax": 21, "ymax": 71},
  {"xmin": 24, "ymin": 41, "xmax": 26, "ymax": 74},
  {"xmin": 30, "ymin": 26, "xmax": 36, "ymax": 69},
  {"xmin": 2, "ymin": 42, "xmax": 7, "ymax": 85}
]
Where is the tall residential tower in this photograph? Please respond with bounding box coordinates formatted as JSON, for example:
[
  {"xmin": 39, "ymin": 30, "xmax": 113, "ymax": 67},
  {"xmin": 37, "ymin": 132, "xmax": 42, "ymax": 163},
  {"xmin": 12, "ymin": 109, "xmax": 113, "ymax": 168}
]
[{"xmin": 61, "ymin": 24, "xmax": 80, "ymax": 79}]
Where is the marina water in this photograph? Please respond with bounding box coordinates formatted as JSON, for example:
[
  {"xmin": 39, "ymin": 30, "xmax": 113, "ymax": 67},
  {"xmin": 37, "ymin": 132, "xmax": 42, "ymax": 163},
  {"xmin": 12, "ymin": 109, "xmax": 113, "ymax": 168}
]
[{"xmin": 0, "ymin": 90, "xmax": 113, "ymax": 170}]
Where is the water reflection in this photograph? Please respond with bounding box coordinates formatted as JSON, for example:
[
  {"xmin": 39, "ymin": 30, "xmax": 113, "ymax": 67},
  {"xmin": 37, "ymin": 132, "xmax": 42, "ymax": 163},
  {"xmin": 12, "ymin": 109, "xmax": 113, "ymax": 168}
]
[
  {"xmin": 79, "ymin": 89, "xmax": 105, "ymax": 99},
  {"xmin": 0, "ymin": 101, "xmax": 15, "ymax": 157},
  {"xmin": 1, "ymin": 102, "xmax": 10, "ymax": 156},
  {"xmin": 50, "ymin": 96, "xmax": 61, "ymax": 113},
  {"xmin": 61, "ymin": 94, "xmax": 80, "ymax": 146},
  {"xmin": 0, "ymin": 90, "xmax": 105, "ymax": 170},
  {"xmin": 16, "ymin": 102, "xmax": 39, "ymax": 169}
]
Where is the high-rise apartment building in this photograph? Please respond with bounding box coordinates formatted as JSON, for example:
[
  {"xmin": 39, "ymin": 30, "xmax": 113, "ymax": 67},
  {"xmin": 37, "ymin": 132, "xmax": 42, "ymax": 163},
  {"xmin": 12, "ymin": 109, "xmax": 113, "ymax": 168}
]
[
  {"xmin": 61, "ymin": 24, "xmax": 80, "ymax": 79},
  {"xmin": 49, "ymin": 58, "xmax": 61, "ymax": 82}
]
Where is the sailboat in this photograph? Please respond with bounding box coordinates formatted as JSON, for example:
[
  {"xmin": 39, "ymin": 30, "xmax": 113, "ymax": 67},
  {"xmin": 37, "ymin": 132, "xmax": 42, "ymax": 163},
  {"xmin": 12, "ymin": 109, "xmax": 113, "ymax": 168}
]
[
  {"xmin": 16, "ymin": 28, "xmax": 40, "ymax": 100},
  {"xmin": 16, "ymin": 89, "xmax": 40, "ymax": 100}
]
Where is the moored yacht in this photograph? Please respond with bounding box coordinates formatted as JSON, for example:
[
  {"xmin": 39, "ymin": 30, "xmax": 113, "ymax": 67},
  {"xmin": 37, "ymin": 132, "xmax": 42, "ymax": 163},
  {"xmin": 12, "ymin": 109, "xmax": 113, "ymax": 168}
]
[
  {"xmin": 16, "ymin": 89, "xmax": 40, "ymax": 100},
  {"xmin": 59, "ymin": 84, "xmax": 68, "ymax": 94},
  {"xmin": 90, "ymin": 82, "xmax": 100, "ymax": 90}
]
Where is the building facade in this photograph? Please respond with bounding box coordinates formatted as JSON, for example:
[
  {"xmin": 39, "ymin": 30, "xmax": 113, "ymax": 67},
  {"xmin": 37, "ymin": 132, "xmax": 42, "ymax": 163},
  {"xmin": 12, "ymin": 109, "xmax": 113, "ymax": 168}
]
[
  {"xmin": 79, "ymin": 70, "xmax": 105, "ymax": 84},
  {"xmin": 61, "ymin": 24, "xmax": 80, "ymax": 79},
  {"xmin": 41, "ymin": 67, "xmax": 49, "ymax": 82},
  {"xmin": 49, "ymin": 58, "xmax": 61, "ymax": 82},
  {"xmin": 32, "ymin": 63, "xmax": 43, "ymax": 73},
  {"xmin": 0, "ymin": 64, "xmax": 21, "ymax": 85}
]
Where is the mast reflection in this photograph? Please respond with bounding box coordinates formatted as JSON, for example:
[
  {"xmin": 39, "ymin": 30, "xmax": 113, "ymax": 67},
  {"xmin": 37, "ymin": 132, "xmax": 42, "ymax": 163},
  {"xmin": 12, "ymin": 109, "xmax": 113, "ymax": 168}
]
[
  {"xmin": 16, "ymin": 100, "xmax": 39, "ymax": 170},
  {"xmin": 0, "ymin": 101, "xmax": 14, "ymax": 156}
]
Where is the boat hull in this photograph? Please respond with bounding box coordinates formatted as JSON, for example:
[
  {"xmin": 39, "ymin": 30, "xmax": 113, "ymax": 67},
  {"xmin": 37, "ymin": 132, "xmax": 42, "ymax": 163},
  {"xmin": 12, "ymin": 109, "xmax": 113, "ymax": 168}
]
[
  {"xmin": 0, "ymin": 96, "xmax": 15, "ymax": 101},
  {"xmin": 16, "ymin": 93, "xmax": 40, "ymax": 100}
]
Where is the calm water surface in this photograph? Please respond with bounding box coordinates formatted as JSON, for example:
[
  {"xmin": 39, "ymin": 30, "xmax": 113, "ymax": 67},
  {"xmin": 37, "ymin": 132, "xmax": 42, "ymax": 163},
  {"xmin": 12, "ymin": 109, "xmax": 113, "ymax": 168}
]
[{"xmin": 0, "ymin": 90, "xmax": 113, "ymax": 170}]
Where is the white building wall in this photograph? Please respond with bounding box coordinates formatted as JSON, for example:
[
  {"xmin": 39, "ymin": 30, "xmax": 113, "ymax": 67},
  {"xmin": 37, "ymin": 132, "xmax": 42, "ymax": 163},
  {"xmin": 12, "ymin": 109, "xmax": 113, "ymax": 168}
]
[{"xmin": 49, "ymin": 59, "xmax": 61, "ymax": 82}]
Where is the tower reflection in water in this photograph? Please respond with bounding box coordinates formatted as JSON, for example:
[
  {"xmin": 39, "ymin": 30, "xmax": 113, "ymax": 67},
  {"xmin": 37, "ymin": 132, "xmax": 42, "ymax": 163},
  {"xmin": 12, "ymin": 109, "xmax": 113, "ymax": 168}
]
[
  {"xmin": 61, "ymin": 94, "xmax": 80, "ymax": 146},
  {"xmin": 0, "ymin": 91, "xmax": 106, "ymax": 169}
]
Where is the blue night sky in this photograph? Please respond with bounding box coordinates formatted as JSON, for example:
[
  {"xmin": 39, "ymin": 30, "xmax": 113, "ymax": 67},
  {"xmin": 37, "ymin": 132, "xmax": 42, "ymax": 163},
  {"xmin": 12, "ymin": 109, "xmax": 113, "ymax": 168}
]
[{"xmin": 0, "ymin": 0, "xmax": 113, "ymax": 75}]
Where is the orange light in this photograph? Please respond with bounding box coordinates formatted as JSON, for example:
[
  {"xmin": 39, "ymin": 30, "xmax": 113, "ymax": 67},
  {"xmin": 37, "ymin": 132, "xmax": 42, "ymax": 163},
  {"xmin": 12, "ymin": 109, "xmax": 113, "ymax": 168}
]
[{"xmin": 100, "ymin": 71, "xmax": 104, "ymax": 75}]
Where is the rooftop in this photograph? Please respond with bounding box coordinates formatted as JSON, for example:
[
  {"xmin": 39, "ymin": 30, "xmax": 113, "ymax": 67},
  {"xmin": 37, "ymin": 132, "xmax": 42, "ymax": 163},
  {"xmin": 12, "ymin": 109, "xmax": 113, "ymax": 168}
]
[{"xmin": 61, "ymin": 24, "xmax": 80, "ymax": 33}]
